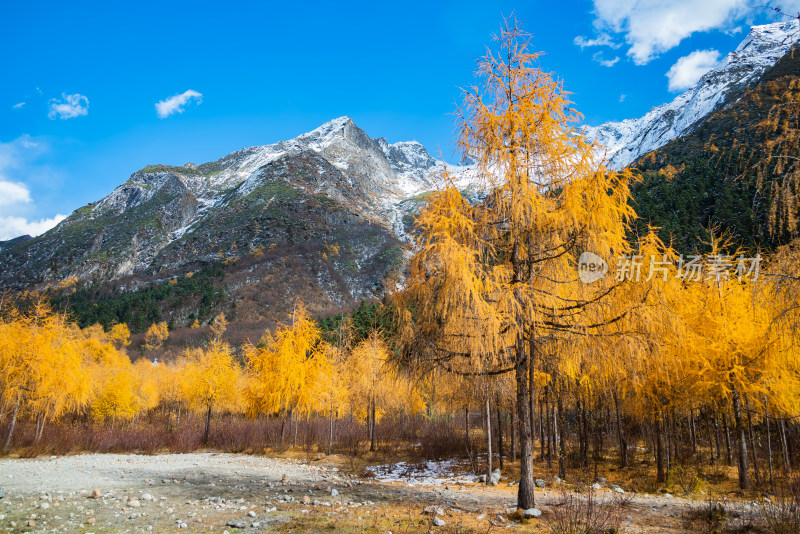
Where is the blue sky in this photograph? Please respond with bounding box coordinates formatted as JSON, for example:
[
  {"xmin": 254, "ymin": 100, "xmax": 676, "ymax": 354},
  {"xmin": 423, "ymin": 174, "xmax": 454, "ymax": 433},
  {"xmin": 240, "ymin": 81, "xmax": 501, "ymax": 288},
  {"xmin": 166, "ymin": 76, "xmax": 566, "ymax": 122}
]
[{"xmin": 0, "ymin": 0, "xmax": 796, "ymax": 240}]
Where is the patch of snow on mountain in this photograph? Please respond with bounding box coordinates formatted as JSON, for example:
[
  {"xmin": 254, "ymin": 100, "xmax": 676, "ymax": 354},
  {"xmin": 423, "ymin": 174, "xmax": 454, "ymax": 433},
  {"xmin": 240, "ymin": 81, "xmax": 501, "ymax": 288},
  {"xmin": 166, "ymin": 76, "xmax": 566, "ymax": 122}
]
[{"xmin": 585, "ymin": 20, "xmax": 800, "ymax": 170}]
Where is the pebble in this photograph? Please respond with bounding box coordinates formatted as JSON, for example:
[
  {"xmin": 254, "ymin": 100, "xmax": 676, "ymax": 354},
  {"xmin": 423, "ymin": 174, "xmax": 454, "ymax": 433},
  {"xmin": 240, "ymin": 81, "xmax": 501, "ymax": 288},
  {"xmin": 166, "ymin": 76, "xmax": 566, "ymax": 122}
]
[
  {"xmin": 331, "ymin": 488, "xmax": 339, "ymax": 497},
  {"xmin": 523, "ymin": 507, "xmax": 542, "ymax": 518},
  {"xmin": 433, "ymin": 516, "xmax": 446, "ymax": 526},
  {"xmin": 248, "ymin": 510, "xmax": 256, "ymax": 517}
]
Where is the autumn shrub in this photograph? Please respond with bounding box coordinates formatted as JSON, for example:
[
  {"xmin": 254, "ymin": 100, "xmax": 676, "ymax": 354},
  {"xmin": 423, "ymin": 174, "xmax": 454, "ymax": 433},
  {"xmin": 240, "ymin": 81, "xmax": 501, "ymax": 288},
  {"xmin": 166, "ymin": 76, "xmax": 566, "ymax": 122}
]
[
  {"xmin": 682, "ymin": 499, "xmax": 729, "ymax": 534},
  {"xmin": 547, "ymin": 486, "xmax": 623, "ymax": 534},
  {"xmin": 753, "ymin": 474, "xmax": 800, "ymax": 534},
  {"xmin": 667, "ymin": 465, "xmax": 705, "ymax": 495}
]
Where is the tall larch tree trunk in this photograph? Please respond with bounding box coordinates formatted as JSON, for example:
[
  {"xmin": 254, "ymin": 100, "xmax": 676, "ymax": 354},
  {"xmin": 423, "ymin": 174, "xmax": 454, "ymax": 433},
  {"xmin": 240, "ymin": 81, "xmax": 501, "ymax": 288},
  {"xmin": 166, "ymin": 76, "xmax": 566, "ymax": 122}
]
[
  {"xmin": 515, "ymin": 335, "xmax": 535, "ymax": 508},
  {"xmin": 731, "ymin": 385, "xmax": 750, "ymax": 490}
]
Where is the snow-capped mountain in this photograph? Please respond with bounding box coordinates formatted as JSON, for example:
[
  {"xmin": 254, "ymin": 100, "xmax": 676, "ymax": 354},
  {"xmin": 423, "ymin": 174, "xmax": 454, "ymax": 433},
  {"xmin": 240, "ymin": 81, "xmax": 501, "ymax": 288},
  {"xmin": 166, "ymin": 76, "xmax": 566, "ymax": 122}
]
[
  {"xmin": 0, "ymin": 117, "xmax": 455, "ymax": 326},
  {"xmin": 586, "ymin": 20, "xmax": 800, "ymax": 170},
  {"xmin": 96, "ymin": 116, "xmax": 440, "ymax": 239}
]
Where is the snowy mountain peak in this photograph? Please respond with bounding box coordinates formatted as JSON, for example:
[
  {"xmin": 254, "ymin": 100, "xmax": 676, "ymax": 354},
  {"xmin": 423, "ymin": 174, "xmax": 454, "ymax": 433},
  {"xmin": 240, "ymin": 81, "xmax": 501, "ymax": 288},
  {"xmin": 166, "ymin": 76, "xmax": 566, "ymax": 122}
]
[
  {"xmin": 586, "ymin": 19, "xmax": 800, "ymax": 170},
  {"xmin": 294, "ymin": 116, "xmax": 356, "ymax": 149}
]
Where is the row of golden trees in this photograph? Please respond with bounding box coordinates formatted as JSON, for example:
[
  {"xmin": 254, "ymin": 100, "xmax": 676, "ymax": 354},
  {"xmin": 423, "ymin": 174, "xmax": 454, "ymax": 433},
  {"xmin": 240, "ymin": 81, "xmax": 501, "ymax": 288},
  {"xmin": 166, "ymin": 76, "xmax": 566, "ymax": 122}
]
[{"xmin": 0, "ymin": 297, "xmax": 424, "ymax": 453}]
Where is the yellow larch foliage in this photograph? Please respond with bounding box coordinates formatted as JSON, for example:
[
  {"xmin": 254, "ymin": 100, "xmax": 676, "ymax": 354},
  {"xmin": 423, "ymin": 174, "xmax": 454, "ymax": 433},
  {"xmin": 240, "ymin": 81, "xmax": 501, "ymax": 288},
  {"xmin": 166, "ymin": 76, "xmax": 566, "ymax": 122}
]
[
  {"xmin": 110, "ymin": 323, "xmax": 131, "ymax": 348},
  {"xmin": 244, "ymin": 302, "xmax": 330, "ymax": 418},
  {"xmin": 144, "ymin": 321, "xmax": 169, "ymax": 351},
  {"xmin": 345, "ymin": 332, "xmax": 425, "ymax": 422}
]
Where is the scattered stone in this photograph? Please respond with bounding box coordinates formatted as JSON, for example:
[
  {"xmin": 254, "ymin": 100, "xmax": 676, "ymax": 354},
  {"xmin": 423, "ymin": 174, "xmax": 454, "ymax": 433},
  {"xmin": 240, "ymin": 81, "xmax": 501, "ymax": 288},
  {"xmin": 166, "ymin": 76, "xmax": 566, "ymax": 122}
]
[
  {"xmin": 91, "ymin": 488, "xmax": 101, "ymax": 499},
  {"xmin": 535, "ymin": 479, "xmax": 546, "ymax": 488},
  {"xmin": 432, "ymin": 516, "xmax": 446, "ymax": 527},
  {"xmin": 663, "ymin": 493, "xmax": 674, "ymax": 499},
  {"xmin": 614, "ymin": 487, "xmax": 625, "ymax": 494},
  {"xmin": 226, "ymin": 520, "xmax": 247, "ymax": 529},
  {"xmin": 424, "ymin": 505, "xmax": 445, "ymax": 516},
  {"xmin": 128, "ymin": 499, "xmax": 141, "ymax": 508},
  {"xmin": 591, "ymin": 483, "xmax": 602, "ymax": 490},
  {"xmin": 281, "ymin": 474, "xmax": 287, "ymax": 483},
  {"xmin": 488, "ymin": 468, "xmax": 502, "ymax": 486},
  {"xmin": 39, "ymin": 502, "xmax": 50, "ymax": 509},
  {"xmin": 248, "ymin": 510, "xmax": 256, "ymax": 517},
  {"xmin": 523, "ymin": 507, "xmax": 542, "ymax": 518},
  {"xmin": 141, "ymin": 493, "xmax": 154, "ymax": 501},
  {"xmin": 554, "ymin": 477, "xmax": 564, "ymax": 484},
  {"xmin": 302, "ymin": 495, "xmax": 311, "ymax": 505},
  {"xmin": 27, "ymin": 519, "xmax": 36, "ymax": 527},
  {"xmin": 87, "ymin": 517, "xmax": 96, "ymax": 525},
  {"xmin": 331, "ymin": 488, "xmax": 339, "ymax": 497},
  {"xmin": 596, "ymin": 477, "xmax": 607, "ymax": 485}
]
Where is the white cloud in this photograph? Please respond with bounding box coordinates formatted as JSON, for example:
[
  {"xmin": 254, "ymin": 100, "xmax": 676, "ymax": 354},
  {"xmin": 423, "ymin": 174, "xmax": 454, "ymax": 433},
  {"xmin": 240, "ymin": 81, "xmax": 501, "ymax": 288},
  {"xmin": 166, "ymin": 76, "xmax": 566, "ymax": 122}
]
[
  {"xmin": 48, "ymin": 93, "xmax": 89, "ymax": 120},
  {"xmin": 0, "ymin": 136, "xmax": 65, "ymax": 240},
  {"xmin": 574, "ymin": 32, "xmax": 620, "ymax": 49},
  {"xmin": 667, "ymin": 49, "xmax": 721, "ymax": 91},
  {"xmin": 593, "ymin": 51, "xmax": 621, "ymax": 67},
  {"xmin": 0, "ymin": 180, "xmax": 32, "ymax": 207},
  {"xmin": 619, "ymin": 94, "xmax": 627, "ymax": 102},
  {"xmin": 155, "ymin": 90, "xmax": 203, "ymax": 118},
  {"xmin": 0, "ymin": 214, "xmax": 66, "ymax": 241},
  {"xmin": 12, "ymin": 102, "xmax": 25, "ymax": 109},
  {"xmin": 586, "ymin": 0, "xmax": 749, "ymax": 64}
]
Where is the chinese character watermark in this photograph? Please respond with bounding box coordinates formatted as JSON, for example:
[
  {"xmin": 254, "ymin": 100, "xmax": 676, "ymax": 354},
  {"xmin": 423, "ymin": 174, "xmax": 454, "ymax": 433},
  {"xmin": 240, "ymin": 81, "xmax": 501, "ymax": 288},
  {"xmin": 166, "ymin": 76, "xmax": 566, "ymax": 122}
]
[{"xmin": 579, "ymin": 252, "xmax": 761, "ymax": 283}]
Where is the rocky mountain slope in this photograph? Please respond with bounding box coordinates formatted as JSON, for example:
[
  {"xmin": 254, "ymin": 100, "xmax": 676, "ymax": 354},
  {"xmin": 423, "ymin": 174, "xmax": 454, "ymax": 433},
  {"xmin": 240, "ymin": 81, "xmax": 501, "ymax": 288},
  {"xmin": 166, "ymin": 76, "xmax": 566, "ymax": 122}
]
[
  {"xmin": 0, "ymin": 118, "xmax": 455, "ymax": 333},
  {"xmin": 628, "ymin": 47, "xmax": 800, "ymax": 253}
]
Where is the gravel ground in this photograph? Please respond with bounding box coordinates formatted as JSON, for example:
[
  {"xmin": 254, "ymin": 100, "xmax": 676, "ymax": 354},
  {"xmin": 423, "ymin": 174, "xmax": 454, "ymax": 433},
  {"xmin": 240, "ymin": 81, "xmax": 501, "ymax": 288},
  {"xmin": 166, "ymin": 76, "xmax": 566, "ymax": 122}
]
[{"xmin": 0, "ymin": 453, "xmax": 727, "ymax": 533}]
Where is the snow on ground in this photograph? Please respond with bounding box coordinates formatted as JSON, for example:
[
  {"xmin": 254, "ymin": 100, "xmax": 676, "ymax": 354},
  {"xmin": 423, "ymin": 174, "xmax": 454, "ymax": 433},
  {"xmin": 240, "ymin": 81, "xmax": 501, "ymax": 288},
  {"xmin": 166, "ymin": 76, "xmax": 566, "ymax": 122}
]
[{"xmin": 366, "ymin": 459, "xmax": 480, "ymax": 487}]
